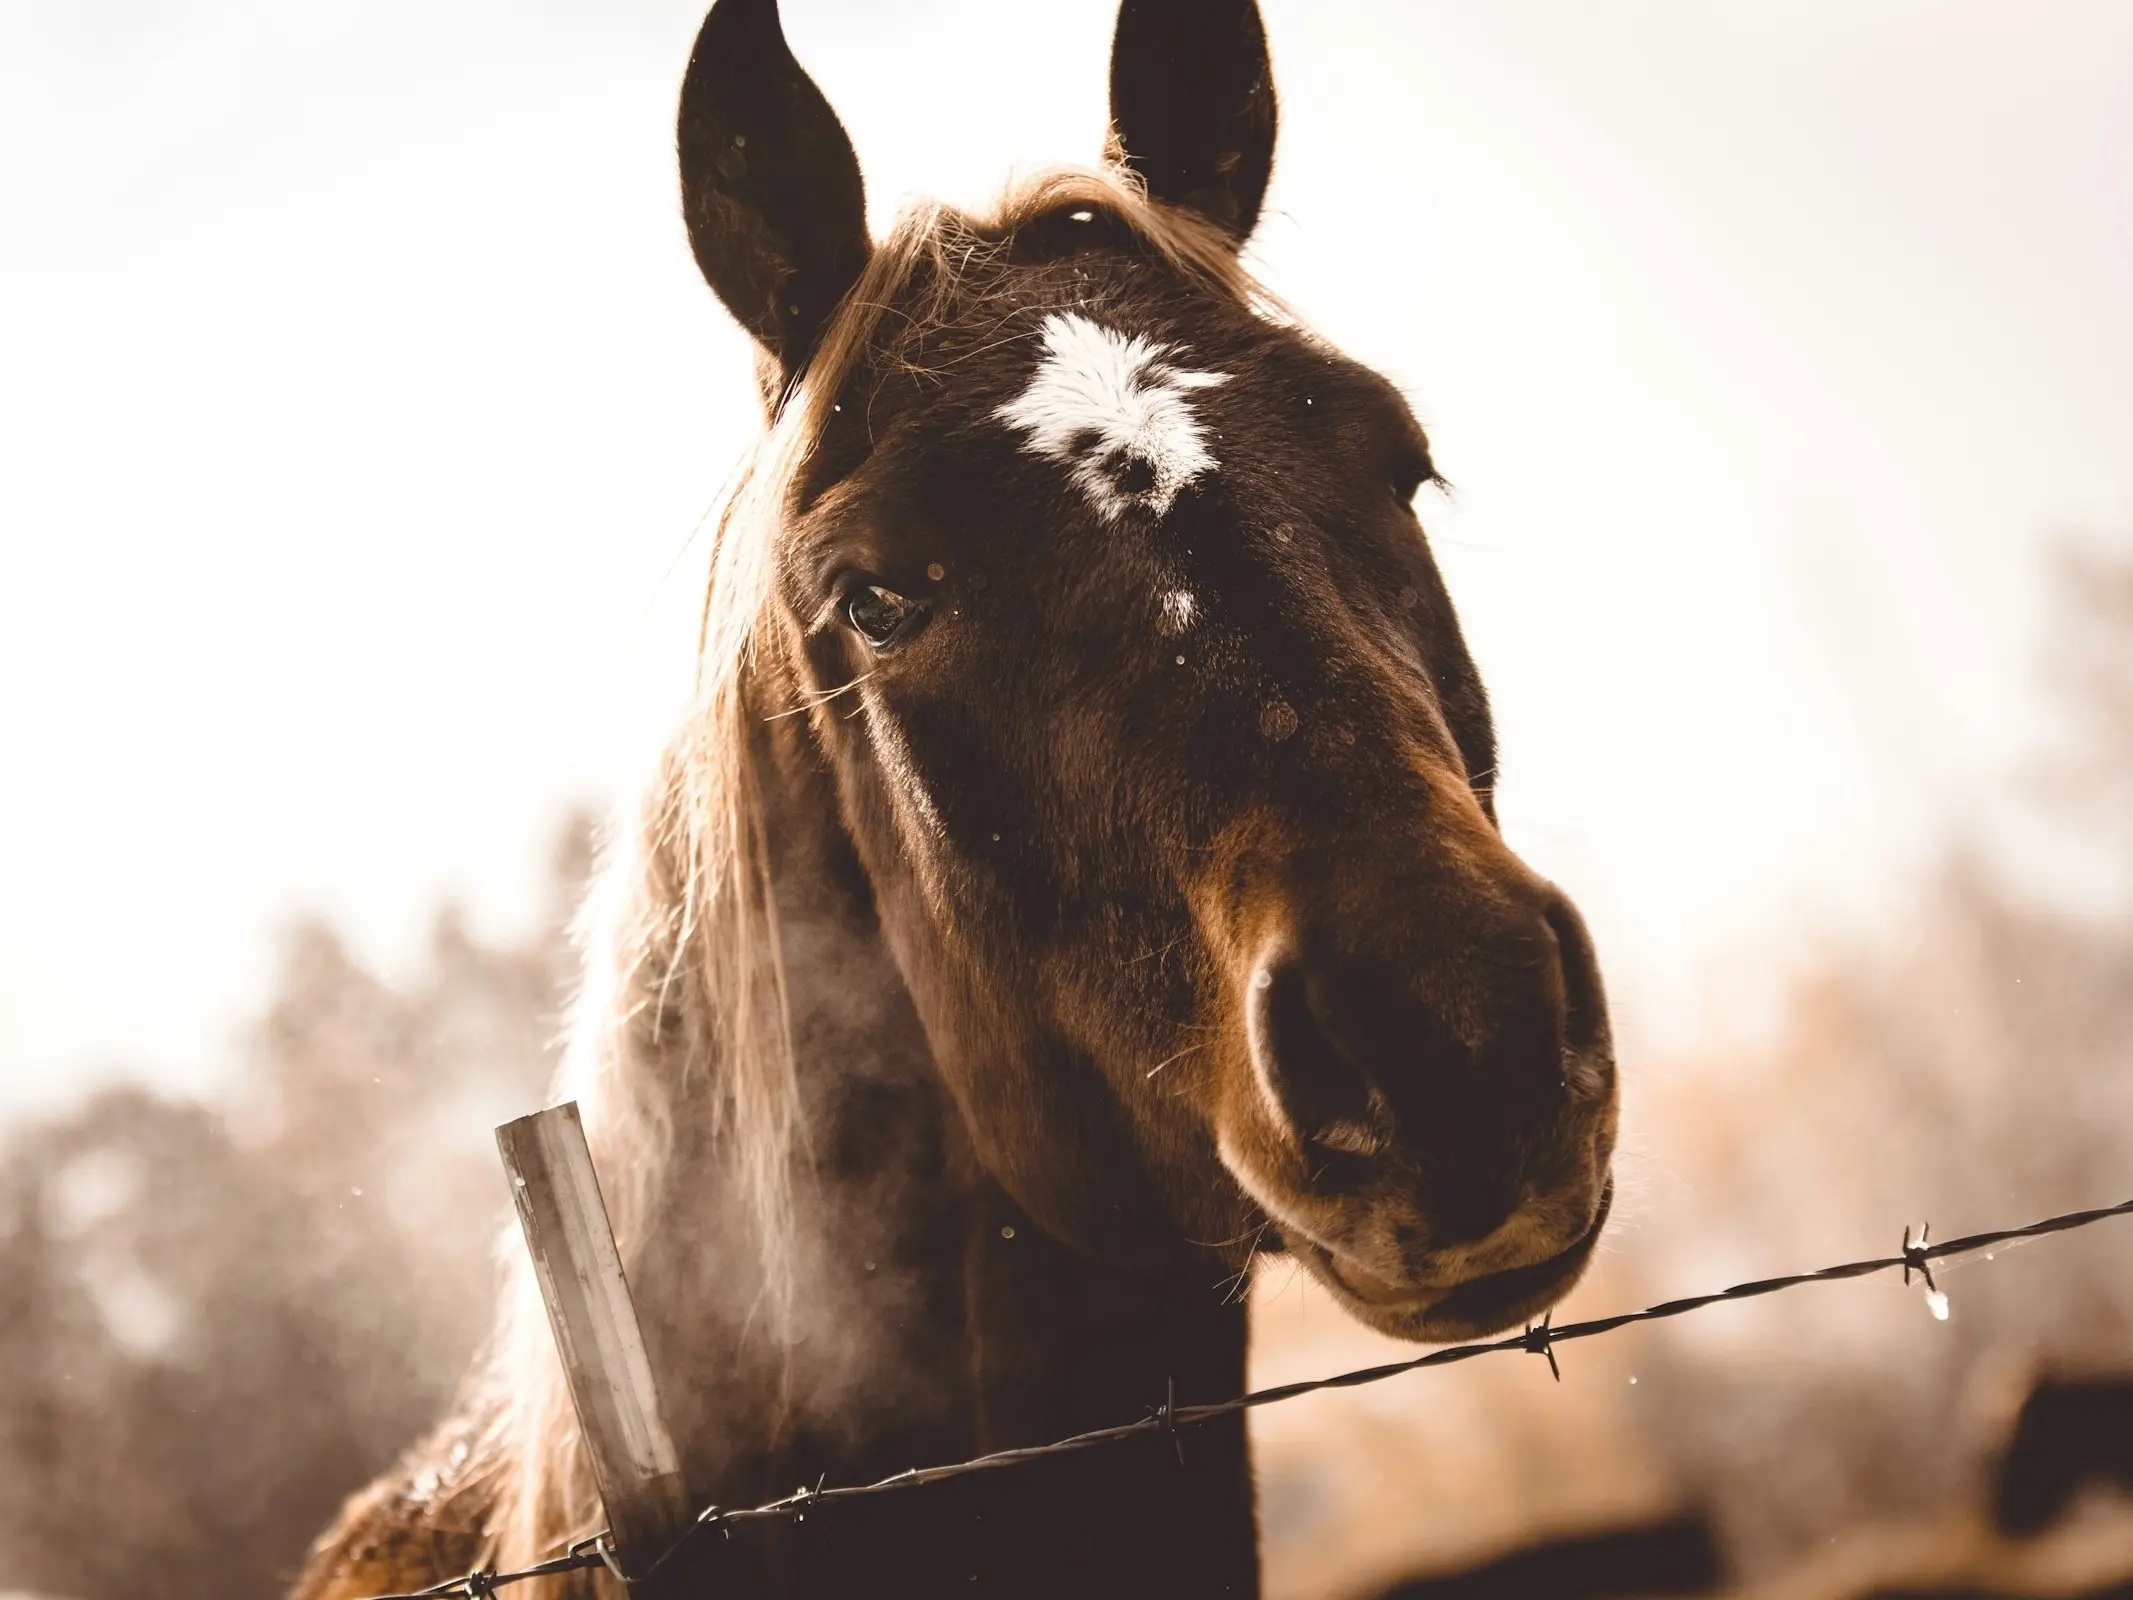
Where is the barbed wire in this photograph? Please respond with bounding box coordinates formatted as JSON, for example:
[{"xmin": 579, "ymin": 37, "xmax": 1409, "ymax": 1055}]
[{"xmin": 361, "ymin": 1191, "xmax": 2133, "ymax": 1598}]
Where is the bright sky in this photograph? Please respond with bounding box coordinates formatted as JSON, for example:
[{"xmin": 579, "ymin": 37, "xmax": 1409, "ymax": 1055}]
[{"xmin": 3, "ymin": 0, "xmax": 2130, "ymax": 1125}]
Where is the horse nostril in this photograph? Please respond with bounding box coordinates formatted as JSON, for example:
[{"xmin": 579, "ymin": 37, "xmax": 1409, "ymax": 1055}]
[{"xmin": 1246, "ymin": 957, "xmax": 1381, "ymax": 1149}]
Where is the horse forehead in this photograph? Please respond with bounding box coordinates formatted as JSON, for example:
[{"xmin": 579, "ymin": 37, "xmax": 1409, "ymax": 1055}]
[{"xmin": 991, "ymin": 310, "xmax": 1232, "ymax": 523}]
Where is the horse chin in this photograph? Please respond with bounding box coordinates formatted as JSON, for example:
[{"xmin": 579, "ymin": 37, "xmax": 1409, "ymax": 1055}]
[{"xmin": 1285, "ymin": 1182, "xmax": 1613, "ymax": 1344}]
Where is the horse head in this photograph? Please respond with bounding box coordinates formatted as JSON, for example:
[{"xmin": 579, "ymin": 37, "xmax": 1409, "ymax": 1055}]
[{"xmin": 679, "ymin": 0, "xmax": 1616, "ymax": 1345}]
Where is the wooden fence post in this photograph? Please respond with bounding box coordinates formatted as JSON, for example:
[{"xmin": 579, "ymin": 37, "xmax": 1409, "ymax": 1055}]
[{"xmin": 497, "ymin": 1102, "xmax": 692, "ymax": 1582}]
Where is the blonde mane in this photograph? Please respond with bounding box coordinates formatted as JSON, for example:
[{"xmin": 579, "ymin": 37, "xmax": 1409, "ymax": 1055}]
[{"xmin": 456, "ymin": 165, "xmax": 1267, "ymax": 1583}]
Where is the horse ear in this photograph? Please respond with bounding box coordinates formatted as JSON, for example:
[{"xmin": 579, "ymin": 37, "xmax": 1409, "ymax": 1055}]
[
  {"xmin": 677, "ymin": 0, "xmax": 871, "ymax": 377},
  {"xmin": 1107, "ymin": 0, "xmax": 1278, "ymax": 241}
]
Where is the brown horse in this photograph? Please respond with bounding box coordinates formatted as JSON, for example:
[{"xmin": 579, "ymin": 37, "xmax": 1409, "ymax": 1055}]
[{"xmin": 292, "ymin": 1, "xmax": 1617, "ymax": 1594}]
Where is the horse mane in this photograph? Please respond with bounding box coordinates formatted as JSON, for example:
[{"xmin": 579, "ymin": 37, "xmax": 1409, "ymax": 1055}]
[{"xmin": 453, "ymin": 165, "xmax": 1270, "ymax": 1578}]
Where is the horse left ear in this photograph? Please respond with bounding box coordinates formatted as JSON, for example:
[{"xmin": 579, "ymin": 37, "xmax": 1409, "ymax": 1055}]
[
  {"xmin": 1107, "ymin": 0, "xmax": 1278, "ymax": 242},
  {"xmin": 678, "ymin": 0, "xmax": 871, "ymax": 379}
]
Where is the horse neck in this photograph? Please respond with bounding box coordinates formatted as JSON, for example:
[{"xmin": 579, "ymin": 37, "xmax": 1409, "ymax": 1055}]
[{"xmin": 614, "ymin": 684, "xmax": 1254, "ymax": 1510}]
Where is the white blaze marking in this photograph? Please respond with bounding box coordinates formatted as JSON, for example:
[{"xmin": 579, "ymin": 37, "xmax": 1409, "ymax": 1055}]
[
  {"xmin": 1159, "ymin": 588, "xmax": 1197, "ymax": 634},
  {"xmin": 994, "ymin": 312, "xmax": 1229, "ymax": 522}
]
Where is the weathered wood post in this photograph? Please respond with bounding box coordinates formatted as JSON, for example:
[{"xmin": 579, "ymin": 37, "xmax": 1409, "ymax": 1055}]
[{"xmin": 497, "ymin": 1102, "xmax": 693, "ymax": 1583}]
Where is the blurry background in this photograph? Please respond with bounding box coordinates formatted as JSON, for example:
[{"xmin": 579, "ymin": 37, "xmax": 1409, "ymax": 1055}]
[{"xmin": 3, "ymin": 2, "xmax": 2132, "ymax": 1596}]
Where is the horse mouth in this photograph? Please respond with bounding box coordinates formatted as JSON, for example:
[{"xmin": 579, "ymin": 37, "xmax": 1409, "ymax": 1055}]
[{"xmin": 1292, "ymin": 1182, "xmax": 1613, "ymax": 1343}]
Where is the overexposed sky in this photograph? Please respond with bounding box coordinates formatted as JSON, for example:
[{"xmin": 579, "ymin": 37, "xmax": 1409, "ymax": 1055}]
[{"xmin": 3, "ymin": 0, "xmax": 2130, "ymax": 1123}]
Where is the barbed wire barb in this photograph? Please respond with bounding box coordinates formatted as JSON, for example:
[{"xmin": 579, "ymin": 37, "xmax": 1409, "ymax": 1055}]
[{"xmin": 1523, "ymin": 1312, "xmax": 1561, "ymax": 1381}]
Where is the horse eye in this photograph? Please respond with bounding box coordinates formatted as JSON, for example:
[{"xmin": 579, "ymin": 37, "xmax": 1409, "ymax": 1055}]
[{"xmin": 844, "ymin": 584, "xmax": 924, "ymax": 650}]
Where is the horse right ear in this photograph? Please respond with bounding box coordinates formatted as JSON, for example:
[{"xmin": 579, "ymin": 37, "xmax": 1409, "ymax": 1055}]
[
  {"xmin": 677, "ymin": 0, "xmax": 871, "ymax": 380},
  {"xmin": 1108, "ymin": 0, "xmax": 1278, "ymax": 242}
]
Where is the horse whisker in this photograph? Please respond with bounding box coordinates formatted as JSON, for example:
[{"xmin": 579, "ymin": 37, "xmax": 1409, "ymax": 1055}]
[
  {"xmin": 1212, "ymin": 1220, "xmax": 1274, "ymax": 1304},
  {"xmin": 1144, "ymin": 1042, "xmax": 1208, "ymax": 1079},
  {"xmin": 766, "ymin": 670, "xmax": 877, "ymax": 721},
  {"xmin": 1125, "ymin": 934, "xmax": 1186, "ymax": 965}
]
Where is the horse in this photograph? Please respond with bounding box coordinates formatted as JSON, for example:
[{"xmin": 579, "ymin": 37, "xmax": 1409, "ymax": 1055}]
[{"xmin": 291, "ymin": 1, "xmax": 1618, "ymax": 1594}]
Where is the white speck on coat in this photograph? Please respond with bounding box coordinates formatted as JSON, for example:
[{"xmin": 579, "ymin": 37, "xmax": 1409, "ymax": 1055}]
[{"xmin": 1159, "ymin": 589, "xmax": 1197, "ymax": 634}]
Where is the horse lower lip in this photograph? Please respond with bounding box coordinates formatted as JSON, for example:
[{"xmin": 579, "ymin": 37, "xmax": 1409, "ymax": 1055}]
[
  {"xmin": 1425, "ymin": 1182, "xmax": 1614, "ymax": 1322},
  {"xmin": 1310, "ymin": 1182, "xmax": 1614, "ymax": 1317}
]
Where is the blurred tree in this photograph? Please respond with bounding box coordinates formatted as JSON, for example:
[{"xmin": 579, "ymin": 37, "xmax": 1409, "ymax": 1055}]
[
  {"xmin": 0, "ymin": 816, "xmax": 588, "ymax": 1600},
  {"xmin": 2045, "ymin": 542, "xmax": 2133, "ymax": 862}
]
